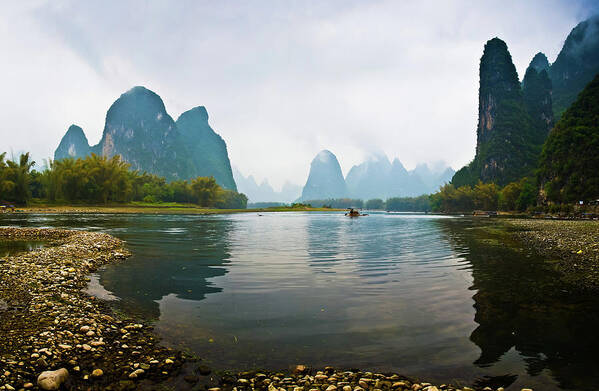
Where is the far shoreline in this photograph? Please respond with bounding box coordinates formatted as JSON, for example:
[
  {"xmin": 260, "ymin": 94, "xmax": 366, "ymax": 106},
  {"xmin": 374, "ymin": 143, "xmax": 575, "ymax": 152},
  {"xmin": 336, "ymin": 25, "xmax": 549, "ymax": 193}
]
[{"xmin": 8, "ymin": 204, "xmax": 345, "ymax": 215}]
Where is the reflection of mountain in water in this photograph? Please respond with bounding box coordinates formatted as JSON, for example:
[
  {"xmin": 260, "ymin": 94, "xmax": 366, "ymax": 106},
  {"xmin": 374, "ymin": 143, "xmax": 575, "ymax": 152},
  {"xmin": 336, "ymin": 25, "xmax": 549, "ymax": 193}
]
[
  {"xmin": 437, "ymin": 219, "xmax": 599, "ymax": 390},
  {"xmin": 99, "ymin": 216, "xmax": 234, "ymax": 320}
]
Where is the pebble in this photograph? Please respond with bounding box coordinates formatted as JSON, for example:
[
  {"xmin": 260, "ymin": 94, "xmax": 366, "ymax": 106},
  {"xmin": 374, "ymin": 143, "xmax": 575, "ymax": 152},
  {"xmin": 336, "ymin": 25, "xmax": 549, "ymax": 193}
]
[
  {"xmin": 37, "ymin": 368, "xmax": 69, "ymax": 390},
  {"xmin": 91, "ymin": 369, "xmax": 103, "ymax": 377},
  {"xmin": 128, "ymin": 369, "xmax": 145, "ymax": 379}
]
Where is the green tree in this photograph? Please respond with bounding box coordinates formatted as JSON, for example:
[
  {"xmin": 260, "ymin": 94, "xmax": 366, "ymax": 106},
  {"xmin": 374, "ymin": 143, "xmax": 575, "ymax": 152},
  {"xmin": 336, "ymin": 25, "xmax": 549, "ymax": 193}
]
[
  {"xmin": 473, "ymin": 181, "xmax": 499, "ymax": 210},
  {"xmin": 365, "ymin": 199, "xmax": 385, "ymax": 210},
  {"xmin": 191, "ymin": 176, "xmax": 220, "ymax": 206}
]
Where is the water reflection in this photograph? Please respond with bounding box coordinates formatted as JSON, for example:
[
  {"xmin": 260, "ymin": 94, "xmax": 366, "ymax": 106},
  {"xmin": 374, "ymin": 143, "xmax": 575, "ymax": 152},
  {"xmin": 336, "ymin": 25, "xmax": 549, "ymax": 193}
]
[
  {"xmin": 0, "ymin": 240, "xmax": 46, "ymax": 257},
  {"xmin": 99, "ymin": 217, "xmax": 234, "ymax": 319},
  {"xmin": 2, "ymin": 213, "xmax": 599, "ymax": 390},
  {"xmin": 437, "ymin": 218, "xmax": 599, "ymax": 390}
]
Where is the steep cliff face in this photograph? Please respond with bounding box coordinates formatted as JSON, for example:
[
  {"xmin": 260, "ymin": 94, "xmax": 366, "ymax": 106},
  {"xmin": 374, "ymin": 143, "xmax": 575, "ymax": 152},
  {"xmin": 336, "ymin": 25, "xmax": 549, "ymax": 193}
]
[
  {"xmin": 301, "ymin": 150, "xmax": 348, "ymax": 200},
  {"xmin": 54, "ymin": 125, "xmax": 90, "ymax": 160},
  {"xmin": 453, "ymin": 38, "xmax": 536, "ymax": 187},
  {"xmin": 476, "ymin": 38, "xmax": 524, "ymax": 155},
  {"xmin": 549, "ymin": 15, "xmax": 599, "ymax": 119},
  {"xmin": 98, "ymin": 86, "xmax": 192, "ymax": 181},
  {"xmin": 522, "ymin": 53, "xmax": 554, "ymax": 143},
  {"xmin": 176, "ymin": 106, "xmax": 236, "ymax": 190}
]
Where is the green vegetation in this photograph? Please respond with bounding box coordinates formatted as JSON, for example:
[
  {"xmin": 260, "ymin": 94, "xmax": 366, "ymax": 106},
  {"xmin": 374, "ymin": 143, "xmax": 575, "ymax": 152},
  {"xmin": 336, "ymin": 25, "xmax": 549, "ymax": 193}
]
[
  {"xmin": 538, "ymin": 74, "xmax": 599, "ymax": 203},
  {"xmin": 0, "ymin": 153, "xmax": 247, "ymax": 209},
  {"xmin": 386, "ymin": 195, "xmax": 430, "ymax": 212},
  {"xmin": 365, "ymin": 198, "xmax": 385, "ymax": 210},
  {"xmin": 0, "ymin": 152, "xmax": 35, "ymax": 205},
  {"xmin": 431, "ymin": 179, "xmax": 536, "ymax": 213}
]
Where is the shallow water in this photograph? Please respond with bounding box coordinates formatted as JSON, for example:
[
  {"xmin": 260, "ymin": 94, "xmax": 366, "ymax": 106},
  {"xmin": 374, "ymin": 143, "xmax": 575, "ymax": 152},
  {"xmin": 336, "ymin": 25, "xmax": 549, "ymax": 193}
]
[
  {"xmin": 2, "ymin": 212, "xmax": 598, "ymax": 390},
  {"xmin": 0, "ymin": 239, "xmax": 46, "ymax": 257}
]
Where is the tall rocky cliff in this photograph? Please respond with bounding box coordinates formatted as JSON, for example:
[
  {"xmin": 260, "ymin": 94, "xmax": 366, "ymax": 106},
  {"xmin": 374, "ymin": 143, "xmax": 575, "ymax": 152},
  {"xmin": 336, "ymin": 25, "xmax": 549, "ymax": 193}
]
[
  {"xmin": 453, "ymin": 16, "xmax": 599, "ymax": 188},
  {"xmin": 301, "ymin": 150, "xmax": 348, "ymax": 200},
  {"xmin": 452, "ymin": 38, "xmax": 537, "ymax": 187},
  {"xmin": 96, "ymin": 87, "xmax": 193, "ymax": 181},
  {"xmin": 176, "ymin": 106, "xmax": 236, "ymax": 190},
  {"xmin": 549, "ymin": 15, "xmax": 599, "ymax": 119},
  {"xmin": 522, "ymin": 53, "xmax": 554, "ymax": 143},
  {"xmin": 54, "ymin": 86, "xmax": 237, "ymax": 189},
  {"xmin": 54, "ymin": 125, "xmax": 91, "ymax": 160}
]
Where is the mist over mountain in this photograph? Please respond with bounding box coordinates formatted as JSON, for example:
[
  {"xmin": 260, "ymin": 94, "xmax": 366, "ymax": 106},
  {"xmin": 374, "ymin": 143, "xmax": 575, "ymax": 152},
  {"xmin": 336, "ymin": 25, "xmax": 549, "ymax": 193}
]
[
  {"xmin": 549, "ymin": 15, "xmax": 599, "ymax": 119},
  {"xmin": 299, "ymin": 150, "xmax": 453, "ymax": 201},
  {"xmin": 345, "ymin": 153, "xmax": 454, "ymax": 199},
  {"xmin": 233, "ymin": 168, "xmax": 301, "ymax": 203},
  {"xmin": 54, "ymin": 86, "xmax": 237, "ymax": 189},
  {"xmin": 301, "ymin": 150, "xmax": 348, "ymax": 201}
]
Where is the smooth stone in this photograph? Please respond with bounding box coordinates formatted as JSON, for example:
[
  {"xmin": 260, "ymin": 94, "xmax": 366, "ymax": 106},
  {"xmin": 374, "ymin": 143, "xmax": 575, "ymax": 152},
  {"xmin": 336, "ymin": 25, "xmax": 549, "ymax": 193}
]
[
  {"xmin": 24, "ymin": 383, "xmax": 34, "ymax": 389},
  {"xmin": 343, "ymin": 386, "xmax": 352, "ymax": 391},
  {"xmin": 128, "ymin": 369, "xmax": 145, "ymax": 379},
  {"xmin": 326, "ymin": 386, "xmax": 337, "ymax": 391},
  {"xmin": 37, "ymin": 368, "xmax": 69, "ymax": 390},
  {"xmin": 91, "ymin": 369, "xmax": 103, "ymax": 377}
]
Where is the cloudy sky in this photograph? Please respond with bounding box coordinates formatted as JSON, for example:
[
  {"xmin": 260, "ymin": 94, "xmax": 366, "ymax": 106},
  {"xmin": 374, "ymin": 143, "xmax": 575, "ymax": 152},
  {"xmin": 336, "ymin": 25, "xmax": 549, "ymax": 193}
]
[{"xmin": 1, "ymin": 1, "xmax": 598, "ymax": 189}]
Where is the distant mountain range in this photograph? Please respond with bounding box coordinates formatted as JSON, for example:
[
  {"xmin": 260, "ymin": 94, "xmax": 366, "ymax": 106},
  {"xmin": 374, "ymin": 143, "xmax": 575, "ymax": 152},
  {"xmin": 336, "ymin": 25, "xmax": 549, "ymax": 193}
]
[
  {"xmin": 54, "ymin": 86, "xmax": 237, "ymax": 190},
  {"xmin": 233, "ymin": 168, "xmax": 302, "ymax": 203},
  {"xmin": 299, "ymin": 150, "xmax": 454, "ymax": 201}
]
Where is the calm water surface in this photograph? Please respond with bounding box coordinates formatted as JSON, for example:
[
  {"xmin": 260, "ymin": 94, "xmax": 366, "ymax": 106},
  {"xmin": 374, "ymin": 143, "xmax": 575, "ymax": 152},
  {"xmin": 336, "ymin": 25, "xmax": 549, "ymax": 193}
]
[{"xmin": 2, "ymin": 212, "xmax": 598, "ymax": 391}]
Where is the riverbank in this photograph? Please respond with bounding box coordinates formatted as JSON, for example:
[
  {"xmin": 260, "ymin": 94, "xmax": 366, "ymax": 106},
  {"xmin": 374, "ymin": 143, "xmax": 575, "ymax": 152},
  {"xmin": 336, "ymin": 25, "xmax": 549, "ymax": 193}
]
[
  {"xmin": 11, "ymin": 204, "xmax": 341, "ymax": 215},
  {"xmin": 0, "ymin": 227, "xmax": 186, "ymax": 390},
  {"xmin": 506, "ymin": 219, "xmax": 599, "ymax": 289}
]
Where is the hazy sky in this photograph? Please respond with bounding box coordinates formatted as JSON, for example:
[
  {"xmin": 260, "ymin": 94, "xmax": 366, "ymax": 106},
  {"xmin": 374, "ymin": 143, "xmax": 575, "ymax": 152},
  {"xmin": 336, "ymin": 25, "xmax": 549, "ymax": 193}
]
[{"xmin": 1, "ymin": 1, "xmax": 598, "ymax": 189}]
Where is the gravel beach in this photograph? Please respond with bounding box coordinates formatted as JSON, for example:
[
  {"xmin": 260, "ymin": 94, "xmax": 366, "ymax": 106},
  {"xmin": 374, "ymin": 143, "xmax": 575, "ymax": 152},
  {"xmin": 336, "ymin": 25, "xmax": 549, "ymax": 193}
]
[
  {"xmin": 506, "ymin": 219, "xmax": 599, "ymax": 289},
  {"xmin": 0, "ymin": 227, "xmax": 184, "ymax": 390}
]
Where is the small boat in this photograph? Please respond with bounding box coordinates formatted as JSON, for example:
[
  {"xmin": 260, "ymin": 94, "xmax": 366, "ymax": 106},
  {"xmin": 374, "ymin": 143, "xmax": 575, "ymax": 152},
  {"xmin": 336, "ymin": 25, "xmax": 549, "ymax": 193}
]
[{"xmin": 345, "ymin": 208, "xmax": 368, "ymax": 217}]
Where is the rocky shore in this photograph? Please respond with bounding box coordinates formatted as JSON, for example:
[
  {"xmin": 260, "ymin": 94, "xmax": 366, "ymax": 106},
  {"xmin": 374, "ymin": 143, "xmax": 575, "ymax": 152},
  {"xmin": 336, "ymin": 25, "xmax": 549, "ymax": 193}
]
[
  {"xmin": 506, "ymin": 219, "xmax": 599, "ymax": 289},
  {"xmin": 1, "ymin": 227, "xmax": 525, "ymax": 391},
  {"xmin": 0, "ymin": 227, "xmax": 185, "ymax": 390}
]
